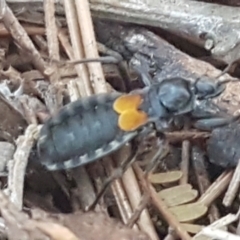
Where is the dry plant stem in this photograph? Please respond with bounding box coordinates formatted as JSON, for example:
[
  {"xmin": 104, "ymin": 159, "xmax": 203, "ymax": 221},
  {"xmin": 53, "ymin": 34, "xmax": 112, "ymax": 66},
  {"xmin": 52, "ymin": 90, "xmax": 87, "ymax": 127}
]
[
  {"xmin": 63, "ymin": 0, "xmax": 98, "ymax": 210},
  {"xmin": 192, "ymin": 147, "xmax": 220, "ymax": 222},
  {"xmin": 53, "ymin": 56, "xmax": 120, "ymax": 66},
  {"xmin": 180, "ymin": 140, "xmax": 190, "ymax": 185},
  {"xmin": 166, "ymin": 139, "xmax": 190, "ymax": 240},
  {"xmin": 192, "ymin": 147, "xmax": 212, "ymax": 194},
  {"xmin": 75, "ymin": 0, "xmax": 107, "ymax": 93},
  {"xmin": 63, "ymin": 0, "xmax": 92, "ymax": 97},
  {"xmin": 122, "ymin": 166, "xmax": 159, "ymax": 240},
  {"xmin": 32, "ymin": 35, "xmax": 48, "ymax": 52},
  {"xmin": 1, "ymin": 2, "xmax": 46, "ymax": 75},
  {"xmin": 134, "ymin": 164, "xmax": 192, "ymax": 240},
  {"xmin": 20, "ymin": 97, "xmax": 38, "ymax": 125},
  {"xmin": 8, "ymin": 124, "xmax": 40, "ymax": 210},
  {"xmin": 44, "ymin": 0, "xmax": 60, "ymax": 61},
  {"xmin": 193, "ymin": 210, "xmax": 240, "ymax": 239},
  {"xmin": 165, "ymin": 131, "xmax": 210, "ymax": 143},
  {"xmin": 211, "ymin": 210, "xmax": 240, "ymax": 228},
  {"xmin": 198, "ymin": 170, "xmax": 234, "ymax": 207},
  {"xmin": 103, "ymin": 157, "xmax": 139, "ymax": 230},
  {"xmin": 44, "ymin": 0, "xmax": 62, "ymax": 112},
  {"xmin": 199, "ymin": 227, "xmax": 240, "ymax": 240},
  {"xmin": 75, "ymin": 0, "xmax": 123, "ymax": 216},
  {"xmin": 110, "ymin": 145, "xmax": 157, "ymax": 237},
  {"xmin": 126, "ymin": 192, "xmax": 151, "ymax": 229},
  {"xmin": 67, "ymin": 80, "xmax": 81, "ymax": 101},
  {"xmin": 236, "ymin": 219, "xmax": 240, "ymax": 235},
  {"xmin": 58, "ymin": 28, "xmax": 75, "ymax": 59},
  {"xmin": 57, "ymin": 28, "xmax": 81, "ymax": 95},
  {"xmin": 112, "ymin": 146, "xmax": 155, "ymax": 234},
  {"xmin": 0, "ymin": 23, "xmax": 46, "ymax": 36},
  {"xmin": 223, "ymin": 159, "xmax": 240, "ymax": 207}
]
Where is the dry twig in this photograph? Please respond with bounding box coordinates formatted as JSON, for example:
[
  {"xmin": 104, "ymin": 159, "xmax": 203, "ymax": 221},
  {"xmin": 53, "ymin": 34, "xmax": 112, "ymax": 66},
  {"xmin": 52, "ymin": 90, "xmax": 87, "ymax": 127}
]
[
  {"xmin": 7, "ymin": 124, "xmax": 40, "ymax": 210},
  {"xmin": 134, "ymin": 163, "xmax": 192, "ymax": 240},
  {"xmin": 223, "ymin": 159, "xmax": 240, "ymax": 207},
  {"xmin": 63, "ymin": 0, "xmax": 92, "ymax": 96},
  {"xmin": 0, "ymin": 1, "xmax": 46, "ymax": 75},
  {"xmin": 198, "ymin": 170, "xmax": 233, "ymax": 207},
  {"xmin": 43, "ymin": 0, "xmax": 62, "ymax": 112},
  {"xmin": 180, "ymin": 140, "xmax": 190, "ymax": 185},
  {"xmin": 192, "ymin": 146, "xmax": 220, "ymax": 222}
]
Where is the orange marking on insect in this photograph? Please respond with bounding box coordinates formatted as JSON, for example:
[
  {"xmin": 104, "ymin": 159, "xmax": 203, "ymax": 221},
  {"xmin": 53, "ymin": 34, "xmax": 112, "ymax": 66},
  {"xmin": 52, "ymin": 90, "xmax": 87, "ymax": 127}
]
[
  {"xmin": 118, "ymin": 109, "xmax": 148, "ymax": 131},
  {"xmin": 113, "ymin": 94, "xmax": 149, "ymax": 131},
  {"xmin": 113, "ymin": 94, "xmax": 143, "ymax": 114}
]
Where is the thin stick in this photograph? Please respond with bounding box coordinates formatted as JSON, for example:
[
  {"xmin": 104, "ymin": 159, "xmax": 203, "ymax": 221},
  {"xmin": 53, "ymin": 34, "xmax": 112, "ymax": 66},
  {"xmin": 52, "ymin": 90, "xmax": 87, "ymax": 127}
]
[
  {"xmin": 192, "ymin": 146, "xmax": 220, "ymax": 222},
  {"xmin": 122, "ymin": 166, "xmax": 158, "ymax": 240},
  {"xmin": 1, "ymin": 2, "xmax": 46, "ymax": 75},
  {"xmin": 44, "ymin": 0, "xmax": 62, "ymax": 112},
  {"xmin": 0, "ymin": 23, "xmax": 46, "ymax": 36},
  {"xmin": 63, "ymin": 0, "xmax": 93, "ymax": 96},
  {"xmin": 8, "ymin": 125, "xmax": 41, "ymax": 210},
  {"xmin": 126, "ymin": 192, "xmax": 151, "ymax": 229},
  {"xmin": 198, "ymin": 170, "xmax": 233, "ymax": 207},
  {"xmin": 134, "ymin": 164, "xmax": 192, "ymax": 240},
  {"xmin": 223, "ymin": 159, "xmax": 240, "ymax": 207},
  {"xmin": 180, "ymin": 140, "xmax": 190, "ymax": 185},
  {"xmin": 44, "ymin": 56, "xmax": 120, "ymax": 66},
  {"xmin": 199, "ymin": 227, "xmax": 240, "ymax": 240},
  {"xmin": 165, "ymin": 131, "xmax": 210, "ymax": 143},
  {"xmin": 104, "ymin": 155, "xmax": 139, "ymax": 230},
  {"xmin": 75, "ymin": 0, "xmax": 107, "ymax": 93}
]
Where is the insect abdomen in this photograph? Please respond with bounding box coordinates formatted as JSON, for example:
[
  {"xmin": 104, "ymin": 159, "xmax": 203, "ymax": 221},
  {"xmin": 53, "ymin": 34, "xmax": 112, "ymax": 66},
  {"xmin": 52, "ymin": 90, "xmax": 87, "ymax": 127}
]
[{"xmin": 37, "ymin": 93, "xmax": 137, "ymax": 171}]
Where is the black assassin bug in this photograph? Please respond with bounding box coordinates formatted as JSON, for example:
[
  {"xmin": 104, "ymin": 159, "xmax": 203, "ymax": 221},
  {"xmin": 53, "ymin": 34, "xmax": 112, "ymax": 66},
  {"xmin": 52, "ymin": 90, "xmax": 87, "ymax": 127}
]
[{"xmin": 37, "ymin": 77, "xmax": 238, "ymax": 171}]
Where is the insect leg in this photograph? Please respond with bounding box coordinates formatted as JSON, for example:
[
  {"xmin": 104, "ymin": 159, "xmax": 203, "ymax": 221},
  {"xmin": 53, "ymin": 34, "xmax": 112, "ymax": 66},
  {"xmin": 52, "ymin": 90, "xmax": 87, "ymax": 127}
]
[
  {"xmin": 215, "ymin": 58, "xmax": 240, "ymax": 79},
  {"xmin": 87, "ymin": 128, "xmax": 160, "ymax": 211},
  {"xmin": 86, "ymin": 143, "xmax": 140, "ymax": 211},
  {"xmin": 129, "ymin": 52, "xmax": 155, "ymax": 87},
  {"xmin": 193, "ymin": 114, "xmax": 240, "ymax": 131},
  {"xmin": 127, "ymin": 137, "xmax": 169, "ymax": 227},
  {"xmin": 143, "ymin": 137, "xmax": 170, "ymax": 175},
  {"xmin": 97, "ymin": 42, "xmax": 133, "ymax": 92}
]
